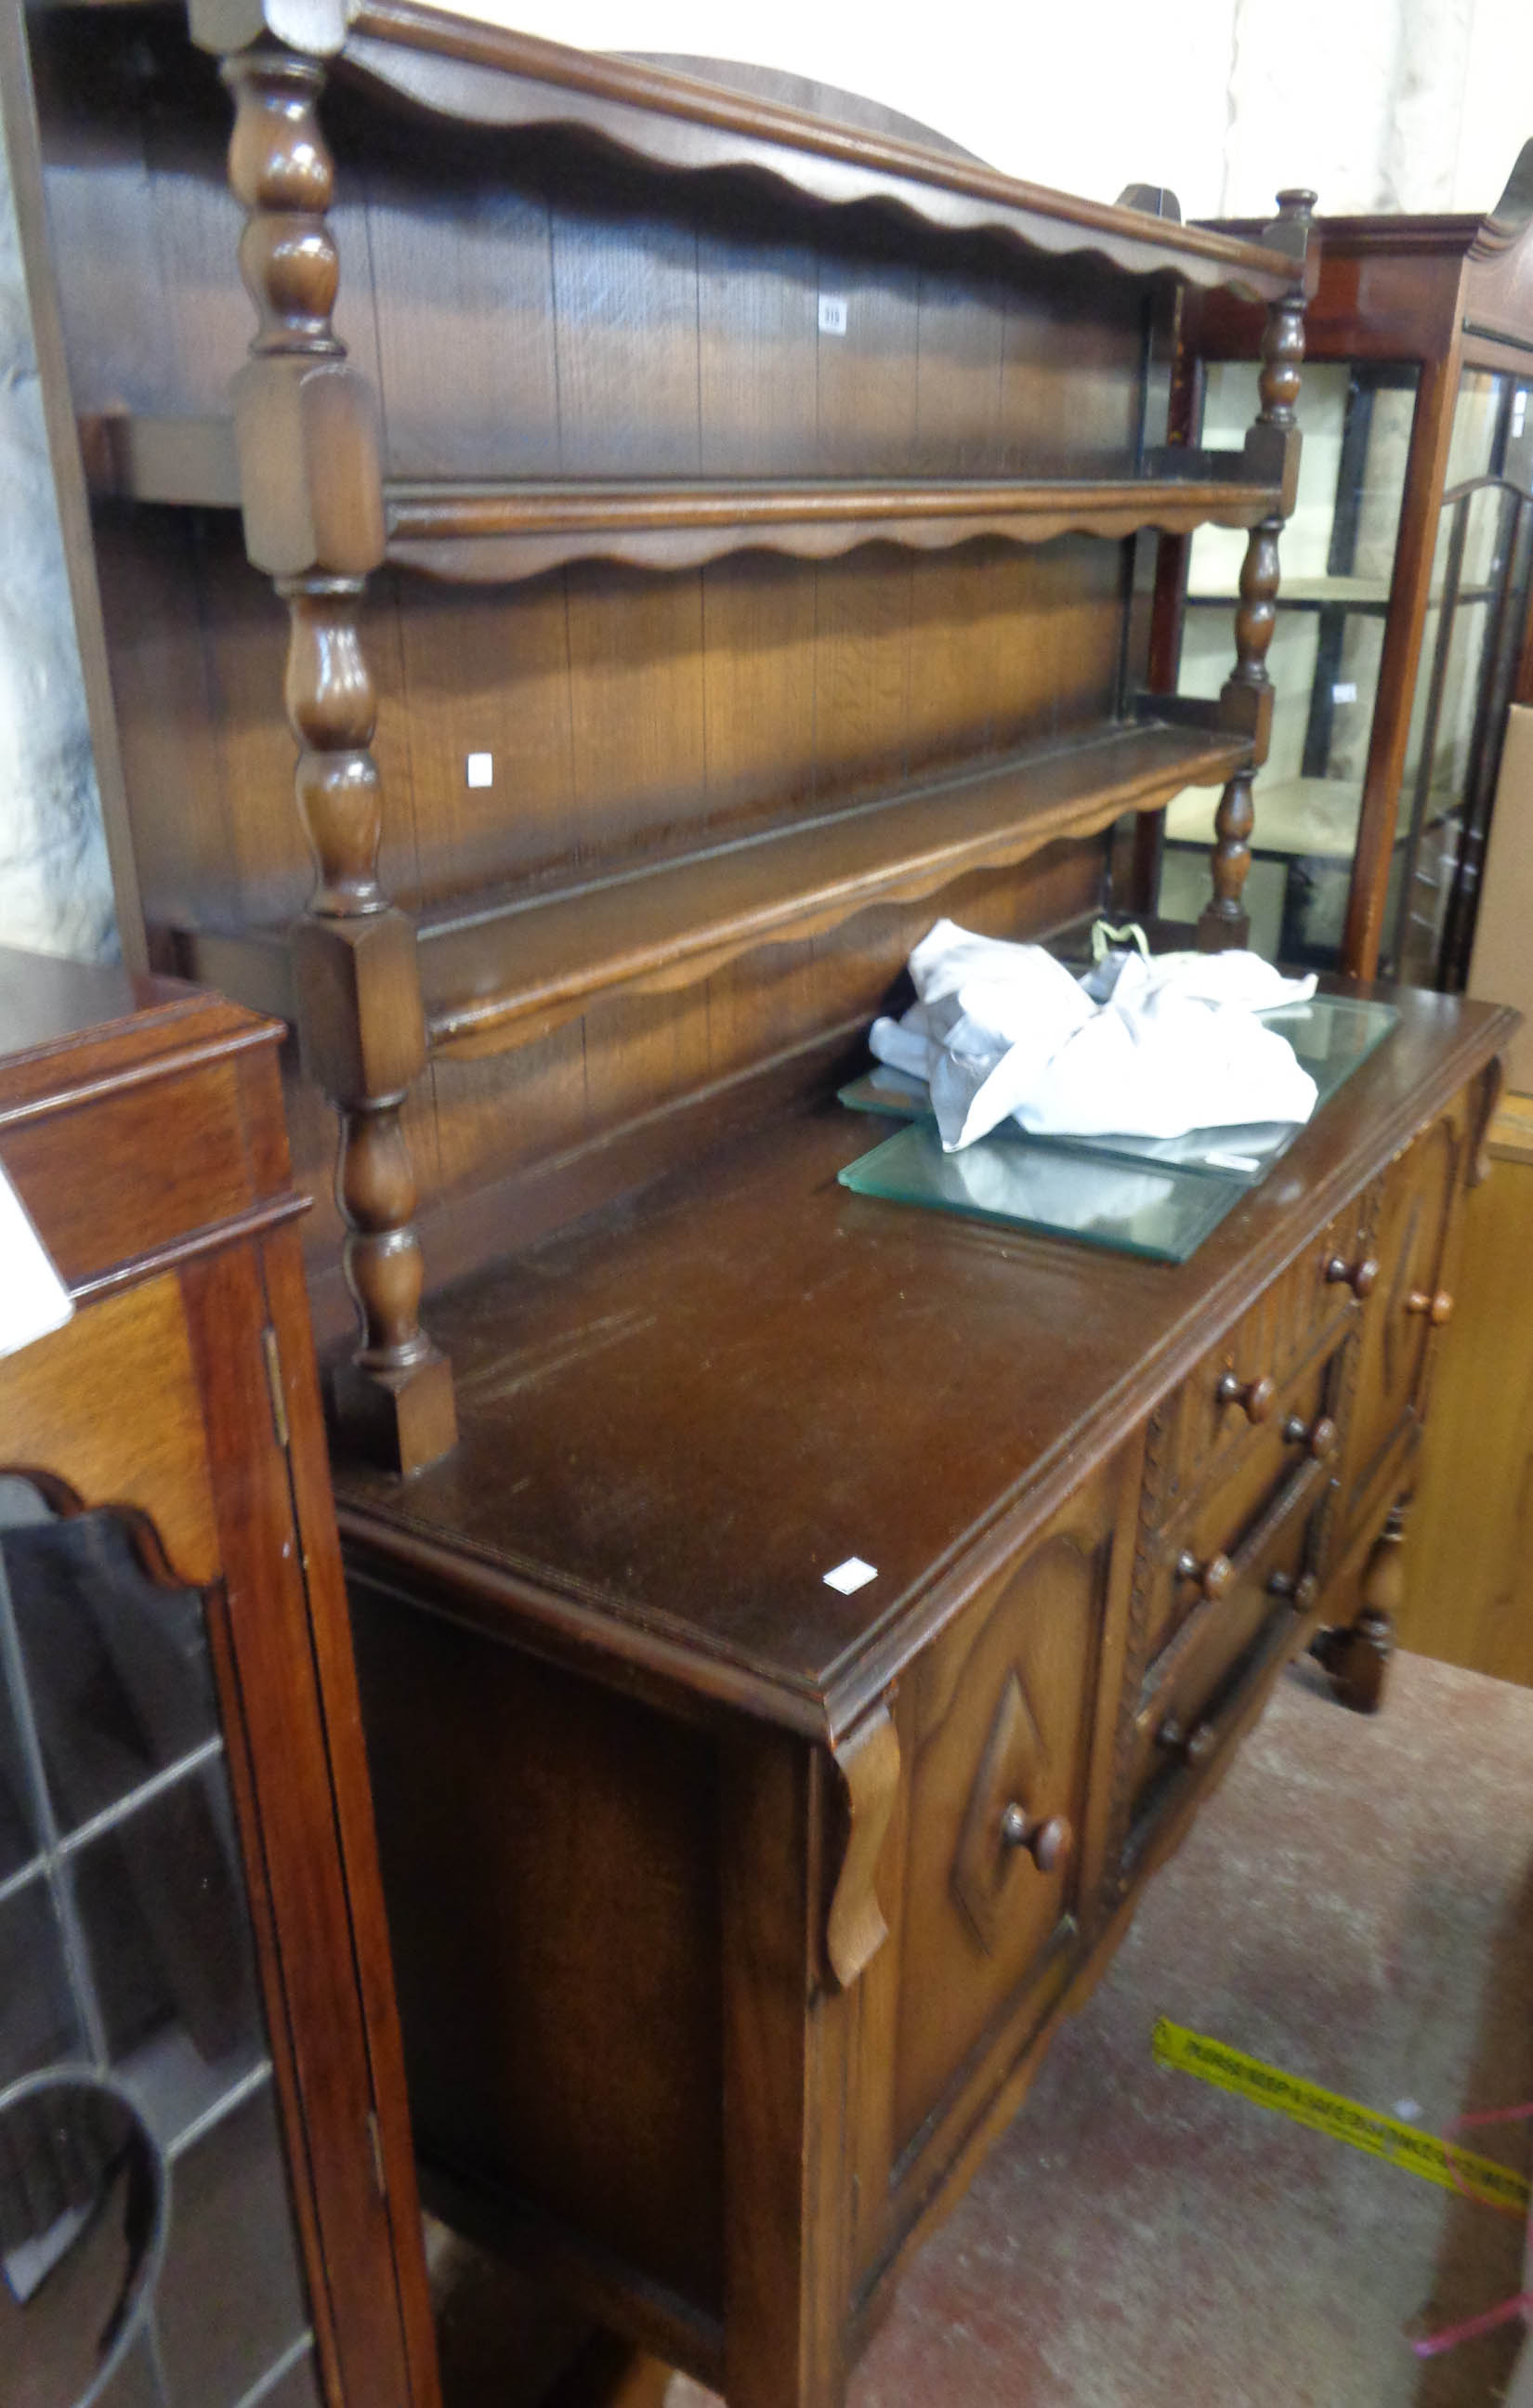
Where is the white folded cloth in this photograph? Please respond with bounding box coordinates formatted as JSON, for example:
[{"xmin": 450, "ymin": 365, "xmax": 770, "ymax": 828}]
[{"xmin": 869, "ymin": 920, "xmax": 1318, "ymax": 1152}]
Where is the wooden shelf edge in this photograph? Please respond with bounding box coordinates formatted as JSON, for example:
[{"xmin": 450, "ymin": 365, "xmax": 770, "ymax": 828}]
[
  {"xmin": 385, "ymin": 476, "xmax": 1282, "ymax": 584},
  {"xmin": 338, "ymin": 2, "xmax": 1298, "ymax": 302}
]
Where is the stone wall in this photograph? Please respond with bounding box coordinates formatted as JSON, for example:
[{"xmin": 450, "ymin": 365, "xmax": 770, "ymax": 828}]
[{"xmin": 0, "ymin": 123, "xmax": 116, "ymax": 962}]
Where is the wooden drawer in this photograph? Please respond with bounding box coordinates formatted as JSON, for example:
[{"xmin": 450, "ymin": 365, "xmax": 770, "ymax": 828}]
[
  {"xmin": 1126, "ymin": 1452, "xmax": 1324, "ymax": 1861},
  {"xmin": 1142, "ymin": 1335, "xmax": 1348, "ymax": 1666},
  {"xmin": 1151, "ymin": 1201, "xmax": 1372, "ymax": 1522}
]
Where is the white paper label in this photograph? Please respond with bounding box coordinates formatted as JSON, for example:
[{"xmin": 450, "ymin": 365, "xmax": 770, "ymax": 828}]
[
  {"xmin": 0, "ymin": 1167, "xmax": 72, "ymax": 1360},
  {"xmin": 818, "ymin": 294, "xmax": 849, "ymax": 336},
  {"xmin": 823, "ymin": 1555, "xmax": 877, "ymax": 1594},
  {"xmin": 1514, "ymin": 391, "xmax": 1527, "ymax": 438},
  {"xmin": 465, "ymin": 752, "xmax": 494, "ymax": 789},
  {"xmin": 1331, "ymin": 681, "xmax": 1358, "ymax": 705}
]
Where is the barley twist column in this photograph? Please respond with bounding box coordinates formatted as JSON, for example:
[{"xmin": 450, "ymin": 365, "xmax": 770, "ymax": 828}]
[
  {"xmin": 216, "ymin": 38, "xmax": 456, "ymax": 1472},
  {"xmin": 1199, "ymin": 187, "xmax": 1314, "ymax": 952}
]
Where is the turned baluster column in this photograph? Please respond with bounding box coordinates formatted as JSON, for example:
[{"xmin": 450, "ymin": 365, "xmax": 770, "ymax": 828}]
[
  {"xmin": 206, "ymin": 21, "xmax": 456, "ymax": 1473},
  {"xmin": 1199, "ymin": 187, "xmax": 1315, "ymax": 951}
]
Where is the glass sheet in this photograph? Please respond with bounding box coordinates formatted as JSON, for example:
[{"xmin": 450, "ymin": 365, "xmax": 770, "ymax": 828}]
[
  {"xmin": 840, "ymin": 995, "xmax": 1399, "ymax": 1192},
  {"xmin": 0, "ymin": 1479, "xmax": 317, "ymax": 2408},
  {"xmin": 5, "ymin": 1512, "xmax": 220, "ymax": 1838},
  {"xmin": 69, "ymin": 1763, "xmax": 265, "ymax": 2119},
  {"xmin": 838, "ymin": 1122, "xmax": 1249, "ymax": 1263},
  {"xmin": 152, "ymin": 2087, "xmax": 312, "ymax": 2408},
  {"xmin": 0, "ymin": 1673, "xmax": 36, "ymax": 1883},
  {"xmin": 0, "ymin": 1875, "xmax": 81, "ymax": 2087}
]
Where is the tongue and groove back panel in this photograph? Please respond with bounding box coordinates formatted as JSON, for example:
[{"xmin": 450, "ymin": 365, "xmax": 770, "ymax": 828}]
[{"xmin": 33, "ymin": 7, "xmax": 1163, "ymax": 1339}]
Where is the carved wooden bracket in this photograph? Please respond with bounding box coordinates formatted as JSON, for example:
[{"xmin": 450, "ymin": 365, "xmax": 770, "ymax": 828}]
[
  {"xmin": 825, "ymin": 1706, "xmax": 900, "ymax": 1990},
  {"xmin": 1471, "ymin": 1054, "xmax": 1507, "ymax": 1187}
]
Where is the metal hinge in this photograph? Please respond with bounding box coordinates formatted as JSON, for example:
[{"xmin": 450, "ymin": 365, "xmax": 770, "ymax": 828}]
[
  {"xmin": 261, "ymin": 1325, "xmax": 290, "ymax": 1453},
  {"xmin": 367, "ymin": 2108, "xmax": 387, "ymax": 2202}
]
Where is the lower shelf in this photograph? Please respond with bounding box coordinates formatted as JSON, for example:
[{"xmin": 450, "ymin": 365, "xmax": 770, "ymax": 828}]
[
  {"xmin": 421, "ymin": 720, "xmax": 1247, "ymax": 1057},
  {"xmin": 179, "ymin": 718, "xmax": 1248, "ymax": 1056}
]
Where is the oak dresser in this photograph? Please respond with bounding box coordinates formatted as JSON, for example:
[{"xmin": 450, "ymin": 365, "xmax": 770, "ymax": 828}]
[{"xmin": 4, "ymin": 6, "xmax": 1520, "ymax": 2399}]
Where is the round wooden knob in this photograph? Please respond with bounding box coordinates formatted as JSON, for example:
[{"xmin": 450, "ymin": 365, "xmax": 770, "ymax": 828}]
[
  {"xmin": 1175, "ymin": 1549, "xmax": 1233, "ymax": 1602},
  {"xmin": 1406, "ymin": 1289, "xmax": 1454, "ymax": 1327},
  {"xmin": 1158, "ymin": 1712, "xmax": 1217, "ymax": 1767},
  {"xmin": 1282, "ymin": 1411, "xmax": 1337, "ymax": 1460},
  {"xmin": 1216, "ymin": 1369, "xmax": 1277, "ymax": 1424},
  {"xmin": 999, "ymin": 1803, "xmax": 1072, "ymax": 1874},
  {"xmin": 1326, "ymin": 1254, "xmax": 1379, "ymax": 1300},
  {"xmin": 1267, "ymin": 1568, "xmax": 1318, "ymax": 1612}
]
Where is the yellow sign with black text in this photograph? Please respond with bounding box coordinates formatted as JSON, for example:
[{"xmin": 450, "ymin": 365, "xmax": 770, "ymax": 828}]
[{"xmin": 1153, "ymin": 2018, "xmax": 1530, "ymax": 2214}]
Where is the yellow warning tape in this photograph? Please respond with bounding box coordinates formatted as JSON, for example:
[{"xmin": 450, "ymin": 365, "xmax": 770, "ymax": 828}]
[{"xmin": 1153, "ymin": 2017, "xmax": 1531, "ymax": 2214}]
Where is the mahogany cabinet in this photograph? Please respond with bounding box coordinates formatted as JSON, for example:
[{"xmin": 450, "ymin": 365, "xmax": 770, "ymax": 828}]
[
  {"xmin": 1151, "ymin": 155, "xmax": 1533, "ymax": 985},
  {"xmin": 0, "ymin": 950, "xmax": 439, "ymax": 2408}
]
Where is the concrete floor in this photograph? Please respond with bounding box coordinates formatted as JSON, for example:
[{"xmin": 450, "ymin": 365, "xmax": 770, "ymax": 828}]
[{"xmin": 439, "ymin": 1648, "xmax": 1533, "ymax": 2408}]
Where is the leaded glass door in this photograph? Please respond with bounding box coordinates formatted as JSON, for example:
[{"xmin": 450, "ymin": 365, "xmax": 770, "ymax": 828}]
[{"xmin": 0, "ymin": 1475, "xmax": 322, "ymax": 2408}]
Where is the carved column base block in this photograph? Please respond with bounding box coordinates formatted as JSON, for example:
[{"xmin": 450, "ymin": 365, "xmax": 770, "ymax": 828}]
[
  {"xmin": 1213, "ymin": 675, "xmax": 1275, "ymax": 762},
  {"xmin": 291, "ymin": 909, "xmax": 426, "ymax": 1102},
  {"xmin": 292, "ymin": 911, "xmax": 455, "ymax": 1475},
  {"xmin": 332, "ymin": 1349, "xmax": 458, "ymax": 1479}
]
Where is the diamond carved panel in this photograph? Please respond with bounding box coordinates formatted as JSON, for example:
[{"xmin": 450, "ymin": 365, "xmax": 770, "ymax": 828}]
[{"xmin": 950, "ymin": 1665, "xmax": 1049, "ymax": 1956}]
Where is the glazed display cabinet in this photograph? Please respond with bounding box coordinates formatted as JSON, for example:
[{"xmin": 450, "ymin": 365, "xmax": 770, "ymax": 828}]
[
  {"xmin": 1151, "ymin": 151, "xmax": 1533, "ymax": 984},
  {"xmin": 0, "ymin": 953, "xmax": 440, "ymax": 2408}
]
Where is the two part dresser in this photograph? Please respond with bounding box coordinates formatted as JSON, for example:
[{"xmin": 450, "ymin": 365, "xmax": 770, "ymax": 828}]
[{"xmin": 1, "ymin": 2, "xmax": 1521, "ymax": 2400}]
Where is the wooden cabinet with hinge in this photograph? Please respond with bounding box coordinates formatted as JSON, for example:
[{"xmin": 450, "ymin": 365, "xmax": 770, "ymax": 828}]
[{"xmin": 0, "ymin": 947, "xmax": 440, "ymax": 2408}]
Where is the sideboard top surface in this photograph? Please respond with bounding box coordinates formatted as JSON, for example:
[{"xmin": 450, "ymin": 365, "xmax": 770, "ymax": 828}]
[{"xmin": 336, "ymin": 986, "xmax": 1514, "ymax": 1737}]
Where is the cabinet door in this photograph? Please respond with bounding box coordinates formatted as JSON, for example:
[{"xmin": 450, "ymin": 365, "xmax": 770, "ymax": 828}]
[
  {"xmin": 884, "ymin": 1449, "xmax": 1137, "ymax": 2212},
  {"xmin": 1338, "ymin": 1111, "xmax": 1463, "ymax": 1537},
  {"xmin": 0, "ymin": 1260, "xmax": 428, "ymax": 2408}
]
